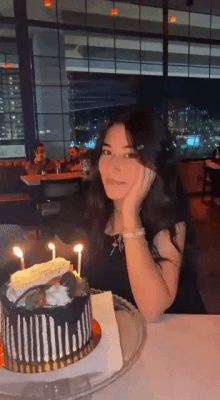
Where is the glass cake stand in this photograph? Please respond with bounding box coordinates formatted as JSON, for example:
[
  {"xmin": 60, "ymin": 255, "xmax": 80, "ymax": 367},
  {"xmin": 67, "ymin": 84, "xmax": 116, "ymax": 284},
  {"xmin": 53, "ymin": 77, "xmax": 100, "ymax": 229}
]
[{"xmin": 0, "ymin": 290, "xmax": 147, "ymax": 400}]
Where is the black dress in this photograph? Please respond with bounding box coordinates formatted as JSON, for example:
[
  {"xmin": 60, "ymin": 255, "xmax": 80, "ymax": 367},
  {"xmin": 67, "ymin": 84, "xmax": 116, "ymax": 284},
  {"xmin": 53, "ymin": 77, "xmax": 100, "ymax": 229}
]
[
  {"xmin": 54, "ymin": 192, "xmax": 206, "ymax": 315},
  {"xmin": 82, "ymin": 233, "xmax": 206, "ymax": 314}
]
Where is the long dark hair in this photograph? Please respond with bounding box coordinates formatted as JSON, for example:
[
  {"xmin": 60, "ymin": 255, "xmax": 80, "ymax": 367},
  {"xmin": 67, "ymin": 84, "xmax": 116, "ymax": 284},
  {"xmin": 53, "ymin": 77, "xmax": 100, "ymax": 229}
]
[{"xmin": 83, "ymin": 106, "xmax": 192, "ymax": 264}]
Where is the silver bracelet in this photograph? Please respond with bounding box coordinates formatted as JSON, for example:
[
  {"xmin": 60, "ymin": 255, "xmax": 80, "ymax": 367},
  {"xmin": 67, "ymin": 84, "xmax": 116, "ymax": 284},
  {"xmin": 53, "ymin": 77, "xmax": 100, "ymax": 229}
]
[{"xmin": 122, "ymin": 227, "xmax": 145, "ymax": 239}]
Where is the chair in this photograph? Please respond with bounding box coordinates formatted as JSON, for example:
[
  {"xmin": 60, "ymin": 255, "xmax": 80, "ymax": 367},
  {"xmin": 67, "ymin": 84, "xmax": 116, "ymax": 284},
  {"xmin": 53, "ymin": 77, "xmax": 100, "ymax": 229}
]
[
  {"xmin": 202, "ymin": 160, "xmax": 212, "ymax": 202},
  {"xmin": 37, "ymin": 178, "xmax": 81, "ymax": 218}
]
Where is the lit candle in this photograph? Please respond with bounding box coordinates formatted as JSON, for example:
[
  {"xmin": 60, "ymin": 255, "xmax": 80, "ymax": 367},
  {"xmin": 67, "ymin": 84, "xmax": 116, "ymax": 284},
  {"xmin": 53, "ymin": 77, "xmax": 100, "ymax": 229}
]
[
  {"xmin": 74, "ymin": 244, "xmax": 83, "ymax": 276},
  {"xmin": 13, "ymin": 246, "xmax": 25, "ymax": 270},
  {"xmin": 48, "ymin": 243, "xmax": 56, "ymax": 260}
]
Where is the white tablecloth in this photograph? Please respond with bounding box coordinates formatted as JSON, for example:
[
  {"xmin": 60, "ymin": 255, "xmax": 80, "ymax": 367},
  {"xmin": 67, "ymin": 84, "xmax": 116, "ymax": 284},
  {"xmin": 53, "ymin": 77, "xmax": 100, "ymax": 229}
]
[{"xmin": 93, "ymin": 314, "xmax": 220, "ymax": 400}]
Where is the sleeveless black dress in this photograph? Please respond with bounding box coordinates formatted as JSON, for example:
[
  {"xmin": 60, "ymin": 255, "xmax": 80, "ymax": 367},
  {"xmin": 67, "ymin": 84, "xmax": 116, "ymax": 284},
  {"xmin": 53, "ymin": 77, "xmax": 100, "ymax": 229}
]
[{"xmin": 82, "ymin": 233, "xmax": 206, "ymax": 314}]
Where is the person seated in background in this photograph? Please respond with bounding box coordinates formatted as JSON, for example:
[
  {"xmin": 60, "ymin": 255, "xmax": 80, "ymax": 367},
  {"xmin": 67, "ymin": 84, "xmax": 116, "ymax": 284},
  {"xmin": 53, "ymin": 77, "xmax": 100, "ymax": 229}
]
[
  {"xmin": 25, "ymin": 143, "xmax": 58, "ymax": 175},
  {"xmin": 212, "ymin": 145, "xmax": 220, "ymax": 163},
  {"xmin": 209, "ymin": 145, "xmax": 220, "ymax": 205},
  {"xmin": 63, "ymin": 146, "xmax": 81, "ymax": 172}
]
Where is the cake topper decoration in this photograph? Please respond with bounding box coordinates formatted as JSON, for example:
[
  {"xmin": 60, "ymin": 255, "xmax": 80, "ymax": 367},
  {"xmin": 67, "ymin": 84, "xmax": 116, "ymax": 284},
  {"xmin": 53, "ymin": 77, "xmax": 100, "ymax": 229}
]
[
  {"xmin": 10, "ymin": 257, "xmax": 70, "ymax": 290},
  {"xmin": 25, "ymin": 286, "xmax": 46, "ymax": 310},
  {"xmin": 60, "ymin": 271, "xmax": 77, "ymax": 299}
]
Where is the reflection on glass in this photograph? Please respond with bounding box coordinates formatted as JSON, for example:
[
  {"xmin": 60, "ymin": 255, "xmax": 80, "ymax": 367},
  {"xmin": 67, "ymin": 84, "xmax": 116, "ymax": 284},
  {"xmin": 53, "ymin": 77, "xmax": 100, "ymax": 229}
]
[
  {"xmin": 141, "ymin": 64, "xmax": 163, "ymax": 75},
  {"xmin": 35, "ymin": 86, "xmax": 62, "ymax": 114},
  {"xmin": 87, "ymin": 0, "xmax": 114, "ymax": 29},
  {"xmin": 114, "ymin": 1, "xmax": 139, "ymax": 31},
  {"xmin": 29, "ymin": 27, "xmax": 59, "ymax": 57},
  {"xmin": 116, "ymin": 36, "xmax": 140, "ymax": 62},
  {"xmin": 141, "ymin": 38, "xmax": 163, "ymax": 67},
  {"xmin": 190, "ymin": 43, "xmax": 210, "ymax": 68},
  {"xmin": 26, "ymin": 0, "xmax": 57, "ymax": 22},
  {"xmin": 190, "ymin": 12, "xmax": 210, "ymax": 39},
  {"xmin": 57, "ymin": 0, "xmax": 86, "ymax": 24},
  {"xmin": 168, "ymin": 41, "xmax": 188, "ymax": 76},
  {"xmin": 211, "ymin": 15, "xmax": 220, "ymax": 40},
  {"xmin": 140, "ymin": 5, "xmax": 163, "ymax": 33},
  {"xmin": 62, "ymin": 31, "xmax": 88, "ymax": 59},
  {"xmin": 0, "ymin": 0, "xmax": 14, "ymax": 17},
  {"xmin": 211, "ymin": 45, "xmax": 220, "ymax": 77},
  {"xmin": 88, "ymin": 33, "xmax": 114, "ymax": 61},
  {"xmin": 34, "ymin": 57, "xmax": 61, "ymax": 86},
  {"xmin": 168, "ymin": 9, "xmax": 189, "ymax": 36}
]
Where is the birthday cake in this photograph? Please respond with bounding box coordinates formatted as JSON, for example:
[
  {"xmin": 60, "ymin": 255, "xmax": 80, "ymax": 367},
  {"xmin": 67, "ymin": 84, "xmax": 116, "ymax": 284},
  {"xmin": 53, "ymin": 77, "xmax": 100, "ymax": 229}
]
[{"xmin": 0, "ymin": 258, "xmax": 101, "ymax": 373}]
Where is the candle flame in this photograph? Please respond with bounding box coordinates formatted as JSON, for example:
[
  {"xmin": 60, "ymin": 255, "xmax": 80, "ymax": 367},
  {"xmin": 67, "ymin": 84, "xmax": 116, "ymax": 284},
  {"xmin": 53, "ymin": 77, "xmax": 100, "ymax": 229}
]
[
  {"xmin": 74, "ymin": 244, "xmax": 83, "ymax": 253},
  {"xmin": 13, "ymin": 246, "xmax": 23, "ymax": 259},
  {"xmin": 48, "ymin": 243, "xmax": 55, "ymax": 250}
]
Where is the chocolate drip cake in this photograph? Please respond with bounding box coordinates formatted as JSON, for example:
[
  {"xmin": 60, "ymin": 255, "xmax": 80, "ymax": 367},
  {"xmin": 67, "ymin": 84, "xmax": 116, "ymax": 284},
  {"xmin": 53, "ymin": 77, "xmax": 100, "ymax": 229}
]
[{"xmin": 0, "ymin": 258, "xmax": 101, "ymax": 373}]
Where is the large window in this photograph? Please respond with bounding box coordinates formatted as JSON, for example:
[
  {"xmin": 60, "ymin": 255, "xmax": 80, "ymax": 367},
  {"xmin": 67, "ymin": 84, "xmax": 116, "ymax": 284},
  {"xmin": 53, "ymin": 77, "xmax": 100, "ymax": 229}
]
[
  {"xmin": 0, "ymin": 0, "xmax": 14, "ymax": 17},
  {"xmin": 1, "ymin": 0, "xmax": 220, "ymax": 160},
  {"xmin": 167, "ymin": 77, "xmax": 220, "ymax": 159},
  {"xmin": 0, "ymin": 23, "xmax": 25, "ymax": 158}
]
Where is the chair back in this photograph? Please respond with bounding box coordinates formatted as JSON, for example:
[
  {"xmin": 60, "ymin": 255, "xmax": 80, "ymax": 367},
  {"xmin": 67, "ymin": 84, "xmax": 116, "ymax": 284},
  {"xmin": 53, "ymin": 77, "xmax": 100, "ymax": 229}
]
[{"xmin": 40, "ymin": 178, "xmax": 80, "ymax": 202}]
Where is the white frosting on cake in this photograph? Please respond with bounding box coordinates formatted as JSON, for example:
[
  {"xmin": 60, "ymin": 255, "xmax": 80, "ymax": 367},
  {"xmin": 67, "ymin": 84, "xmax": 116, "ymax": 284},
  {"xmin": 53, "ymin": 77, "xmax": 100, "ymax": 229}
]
[
  {"xmin": 44, "ymin": 284, "xmax": 72, "ymax": 307},
  {"xmin": 6, "ymin": 284, "xmax": 72, "ymax": 307}
]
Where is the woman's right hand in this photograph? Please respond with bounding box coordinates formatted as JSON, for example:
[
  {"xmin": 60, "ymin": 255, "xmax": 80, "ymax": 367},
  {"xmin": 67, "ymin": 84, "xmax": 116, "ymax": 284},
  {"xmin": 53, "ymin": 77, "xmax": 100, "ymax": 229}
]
[{"xmin": 121, "ymin": 166, "xmax": 156, "ymax": 222}]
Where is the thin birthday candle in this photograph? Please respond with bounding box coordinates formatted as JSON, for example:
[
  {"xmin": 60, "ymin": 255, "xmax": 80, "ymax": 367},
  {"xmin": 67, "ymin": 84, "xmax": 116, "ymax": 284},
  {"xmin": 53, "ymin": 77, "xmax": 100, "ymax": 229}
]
[
  {"xmin": 74, "ymin": 244, "xmax": 83, "ymax": 276},
  {"xmin": 13, "ymin": 246, "xmax": 25, "ymax": 270},
  {"xmin": 48, "ymin": 243, "xmax": 56, "ymax": 259}
]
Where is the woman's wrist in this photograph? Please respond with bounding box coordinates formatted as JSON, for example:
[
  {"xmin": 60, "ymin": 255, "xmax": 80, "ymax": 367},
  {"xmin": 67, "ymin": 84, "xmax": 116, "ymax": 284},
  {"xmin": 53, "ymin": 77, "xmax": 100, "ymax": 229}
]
[
  {"xmin": 121, "ymin": 211, "xmax": 142, "ymax": 232},
  {"xmin": 122, "ymin": 227, "xmax": 145, "ymax": 239}
]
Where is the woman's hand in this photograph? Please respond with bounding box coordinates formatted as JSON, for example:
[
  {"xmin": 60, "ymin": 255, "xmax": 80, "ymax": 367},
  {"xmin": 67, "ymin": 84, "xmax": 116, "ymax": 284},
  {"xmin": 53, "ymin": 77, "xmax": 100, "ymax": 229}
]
[{"xmin": 121, "ymin": 166, "xmax": 156, "ymax": 221}]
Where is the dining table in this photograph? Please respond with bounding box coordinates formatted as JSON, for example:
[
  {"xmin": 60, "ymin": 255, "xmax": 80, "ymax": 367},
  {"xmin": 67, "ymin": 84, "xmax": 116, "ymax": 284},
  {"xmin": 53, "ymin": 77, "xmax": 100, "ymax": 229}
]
[
  {"xmin": 20, "ymin": 171, "xmax": 82, "ymax": 186},
  {"xmin": 94, "ymin": 313, "xmax": 220, "ymax": 400},
  {"xmin": 205, "ymin": 159, "xmax": 220, "ymax": 169},
  {"xmin": 0, "ymin": 308, "xmax": 220, "ymax": 400}
]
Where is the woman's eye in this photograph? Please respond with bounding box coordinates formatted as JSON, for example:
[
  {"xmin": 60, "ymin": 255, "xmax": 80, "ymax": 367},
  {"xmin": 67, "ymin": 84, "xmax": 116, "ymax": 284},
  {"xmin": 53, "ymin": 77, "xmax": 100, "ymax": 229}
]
[
  {"xmin": 101, "ymin": 149, "xmax": 111, "ymax": 155},
  {"xmin": 124, "ymin": 153, "xmax": 137, "ymax": 159}
]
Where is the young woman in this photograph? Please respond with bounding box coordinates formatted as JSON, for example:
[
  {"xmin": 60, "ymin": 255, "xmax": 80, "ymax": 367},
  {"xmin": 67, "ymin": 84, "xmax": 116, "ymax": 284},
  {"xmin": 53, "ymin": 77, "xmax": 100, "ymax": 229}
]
[{"xmin": 55, "ymin": 107, "xmax": 206, "ymax": 321}]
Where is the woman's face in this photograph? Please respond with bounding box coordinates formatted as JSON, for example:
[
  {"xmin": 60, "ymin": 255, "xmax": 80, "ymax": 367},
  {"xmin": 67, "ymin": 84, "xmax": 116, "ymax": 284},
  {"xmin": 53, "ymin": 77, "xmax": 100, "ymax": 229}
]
[{"xmin": 99, "ymin": 123, "xmax": 142, "ymax": 201}]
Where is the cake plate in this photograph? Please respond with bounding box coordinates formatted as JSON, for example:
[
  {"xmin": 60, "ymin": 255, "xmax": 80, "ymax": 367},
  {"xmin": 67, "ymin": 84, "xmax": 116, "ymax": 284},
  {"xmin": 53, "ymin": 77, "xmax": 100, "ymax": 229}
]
[{"xmin": 0, "ymin": 290, "xmax": 147, "ymax": 400}]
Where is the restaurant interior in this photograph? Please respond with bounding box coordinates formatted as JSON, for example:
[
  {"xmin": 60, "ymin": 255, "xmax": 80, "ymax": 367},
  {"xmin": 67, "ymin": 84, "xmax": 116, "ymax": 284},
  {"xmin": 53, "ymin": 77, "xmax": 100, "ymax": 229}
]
[
  {"xmin": 0, "ymin": 0, "xmax": 220, "ymax": 315},
  {"xmin": 1, "ymin": 1, "xmax": 220, "ymax": 398}
]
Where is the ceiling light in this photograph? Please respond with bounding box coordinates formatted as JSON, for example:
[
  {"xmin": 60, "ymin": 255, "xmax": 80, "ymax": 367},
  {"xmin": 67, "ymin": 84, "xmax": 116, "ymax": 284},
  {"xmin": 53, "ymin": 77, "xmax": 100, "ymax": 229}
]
[
  {"xmin": 170, "ymin": 16, "xmax": 177, "ymax": 23},
  {"xmin": 110, "ymin": 8, "xmax": 118, "ymax": 16}
]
